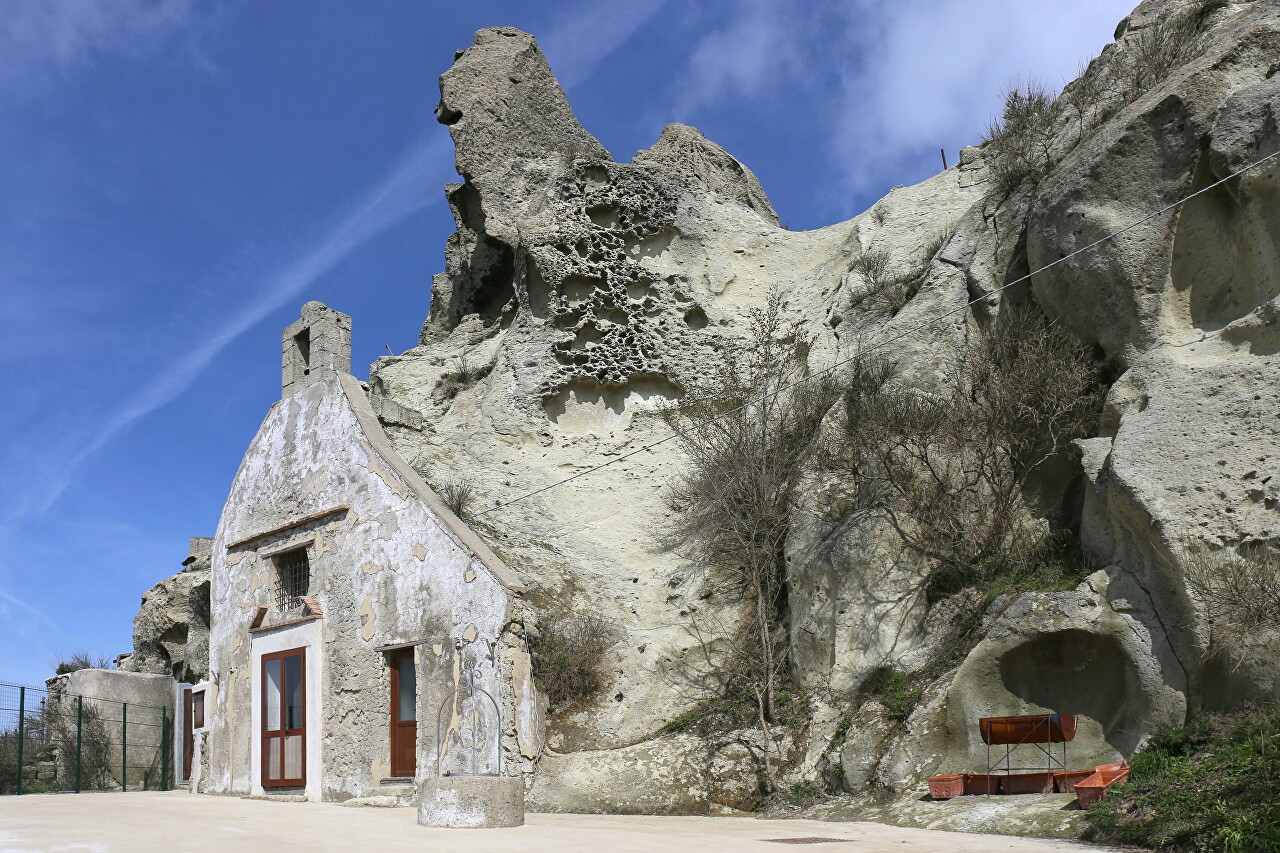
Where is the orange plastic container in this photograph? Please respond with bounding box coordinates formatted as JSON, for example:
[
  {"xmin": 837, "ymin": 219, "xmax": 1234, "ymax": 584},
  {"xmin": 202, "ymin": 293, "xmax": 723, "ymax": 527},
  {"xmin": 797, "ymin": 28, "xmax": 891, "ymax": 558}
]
[
  {"xmin": 1074, "ymin": 762, "xmax": 1130, "ymax": 808},
  {"xmin": 927, "ymin": 774, "xmax": 965, "ymax": 800},
  {"xmin": 1001, "ymin": 772, "xmax": 1056, "ymax": 794},
  {"xmin": 1053, "ymin": 769, "xmax": 1096, "ymax": 793},
  {"xmin": 979, "ymin": 713, "xmax": 1077, "ymax": 745},
  {"xmin": 963, "ymin": 773, "xmax": 1002, "ymax": 795}
]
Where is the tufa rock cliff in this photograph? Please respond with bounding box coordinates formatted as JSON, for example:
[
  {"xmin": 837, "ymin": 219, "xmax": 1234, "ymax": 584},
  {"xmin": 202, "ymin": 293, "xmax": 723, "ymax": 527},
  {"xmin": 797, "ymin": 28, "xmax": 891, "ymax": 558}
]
[
  {"xmin": 117, "ymin": 537, "xmax": 211, "ymax": 684},
  {"xmin": 123, "ymin": 0, "xmax": 1280, "ymax": 821},
  {"xmin": 371, "ymin": 0, "xmax": 1280, "ymax": 813}
]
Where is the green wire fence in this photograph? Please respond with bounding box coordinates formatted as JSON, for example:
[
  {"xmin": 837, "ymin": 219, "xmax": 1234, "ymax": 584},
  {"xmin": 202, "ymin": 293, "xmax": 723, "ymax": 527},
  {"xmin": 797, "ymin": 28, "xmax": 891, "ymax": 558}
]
[{"xmin": 0, "ymin": 681, "xmax": 170, "ymax": 795}]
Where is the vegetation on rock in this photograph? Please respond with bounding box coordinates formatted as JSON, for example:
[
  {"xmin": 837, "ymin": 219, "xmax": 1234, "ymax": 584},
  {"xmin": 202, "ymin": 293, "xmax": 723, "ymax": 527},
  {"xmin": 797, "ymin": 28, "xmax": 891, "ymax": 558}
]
[
  {"xmin": 984, "ymin": 1, "xmax": 1216, "ymax": 196},
  {"xmin": 1084, "ymin": 703, "xmax": 1280, "ymax": 852},
  {"xmin": 53, "ymin": 652, "xmax": 114, "ymax": 675},
  {"xmin": 530, "ymin": 611, "xmax": 618, "ymax": 710},
  {"xmin": 1178, "ymin": 541, "xmax": 1280, "ymax": 656},
  {"xmin": 662, "ymin": 294, "xmax": 837, "ymax": 788},
  {"xmin": 829, "ymin": 309, "xmax": 1101, "ymax": 602},
  {"xmin": 856, "ymin": 666, "xmax": 920, "ymax": 723}
]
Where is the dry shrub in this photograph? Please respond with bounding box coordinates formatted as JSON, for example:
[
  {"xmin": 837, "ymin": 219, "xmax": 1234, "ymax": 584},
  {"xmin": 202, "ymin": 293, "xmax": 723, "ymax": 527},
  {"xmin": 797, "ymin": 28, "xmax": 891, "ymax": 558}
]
[
  {"xmin": 531, "ymin": 612, "xmax": 618, "ymax": 709},
  {"xmin": 53, "ymin": 653, "xmax": 114, "ymax": 676},
  {"xmin": 434, "ymin": 354, "xmax": 492, "ymax": 402},
  {"xmin": 51, "ymin": 700, "xmax": 116, "ymax": 790},
  {"xmin": 663, "ymin": 293, "xmax": 837, "ymax": 788},
  {"xmin": 985, "ymin": 3, "xmax": 1213, "ymax": 197},
  {"xmin": 1179, "ymin": 541, "xmax": 1280, "ymax": 654},
  {"xmin": 1116, "ymin": 12, "xmax": 1207, "ymax": 105},
  {"xmin": 848, "ymin": 247, "xmax": 929, "ymax": 317},
  {"xmin": 831, "ymin": 309, "xmax": 1101, "ymax": 599},
  {"xmin": 437, "ymin": 479, "xmax": 477, "ymax": 518},
  {"xmin": 982, "ymin": 81, "xmax": 1059, "ymax": 196}
]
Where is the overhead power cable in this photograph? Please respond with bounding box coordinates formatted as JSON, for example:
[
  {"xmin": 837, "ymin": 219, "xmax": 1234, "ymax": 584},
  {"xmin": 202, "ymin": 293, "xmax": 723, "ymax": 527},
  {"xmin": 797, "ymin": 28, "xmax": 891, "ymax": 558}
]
[{"xmin": 467, "ymin": 147, "xmax": 1280, "ymax": 520}]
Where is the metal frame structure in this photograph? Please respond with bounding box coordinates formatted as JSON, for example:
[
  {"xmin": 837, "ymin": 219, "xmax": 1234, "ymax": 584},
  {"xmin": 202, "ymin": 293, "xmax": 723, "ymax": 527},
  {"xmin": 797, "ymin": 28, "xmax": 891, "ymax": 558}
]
[{"xmin": 434, "ymin": 666, "xmax": 502, "ymax": 778}]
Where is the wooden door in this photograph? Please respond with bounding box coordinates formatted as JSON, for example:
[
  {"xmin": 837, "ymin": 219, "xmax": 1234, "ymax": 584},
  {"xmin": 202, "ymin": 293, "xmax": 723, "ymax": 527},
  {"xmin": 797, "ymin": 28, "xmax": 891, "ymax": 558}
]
[
  {"xmin": 389, "ymin": 648, "xmax": 417, "ymax": 778},
  {"xmin": 262, "ymin": 647, "xmax": 306, "ymax": 787},
  {"xmin": 182, "ymin": 689, "xmax": 194, "ymax": 782}
]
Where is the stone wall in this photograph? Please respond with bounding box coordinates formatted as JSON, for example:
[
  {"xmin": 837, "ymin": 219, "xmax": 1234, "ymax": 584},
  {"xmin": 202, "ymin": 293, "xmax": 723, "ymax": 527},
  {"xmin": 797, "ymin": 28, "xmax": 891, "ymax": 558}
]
[{"xmin": 205, "ymin": 370, "xmax": 527, "ymax": 802}]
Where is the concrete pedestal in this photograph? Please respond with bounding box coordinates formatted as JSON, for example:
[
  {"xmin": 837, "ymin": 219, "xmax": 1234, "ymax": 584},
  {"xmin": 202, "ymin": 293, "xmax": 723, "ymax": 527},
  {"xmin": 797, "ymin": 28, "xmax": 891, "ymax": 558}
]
[{"xmin": 417, "ymin": 775, "xmax": 525, "ymax": 828}]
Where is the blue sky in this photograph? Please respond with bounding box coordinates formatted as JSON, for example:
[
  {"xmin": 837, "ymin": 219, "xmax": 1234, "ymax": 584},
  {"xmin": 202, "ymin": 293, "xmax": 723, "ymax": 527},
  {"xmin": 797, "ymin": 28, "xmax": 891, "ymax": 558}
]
[{"xmin": 0, "ymin": 0, "xmax": 1135, "ymax": 686}]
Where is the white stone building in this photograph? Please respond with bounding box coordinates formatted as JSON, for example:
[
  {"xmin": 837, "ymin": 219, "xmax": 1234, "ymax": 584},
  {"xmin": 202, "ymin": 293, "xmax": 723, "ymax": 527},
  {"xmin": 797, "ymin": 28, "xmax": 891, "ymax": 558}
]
[{"xmin": 190, "ymin": 301, "xmax": 535, "ymax": 803}]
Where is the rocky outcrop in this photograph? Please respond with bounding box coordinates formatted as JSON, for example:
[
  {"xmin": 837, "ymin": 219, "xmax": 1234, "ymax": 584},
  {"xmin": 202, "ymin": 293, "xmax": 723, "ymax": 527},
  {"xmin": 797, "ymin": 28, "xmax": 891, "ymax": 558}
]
[
  {"xmin": 364, "ymin": 2, "xmax": 1280, "ymax": 813},
  {"xmin": 117, "ymin": 538, "xmax": 211, "ymax": 684},
  {"xmin": 120, "ymin": 0, "xmax": 1278, "ymax": 820}
]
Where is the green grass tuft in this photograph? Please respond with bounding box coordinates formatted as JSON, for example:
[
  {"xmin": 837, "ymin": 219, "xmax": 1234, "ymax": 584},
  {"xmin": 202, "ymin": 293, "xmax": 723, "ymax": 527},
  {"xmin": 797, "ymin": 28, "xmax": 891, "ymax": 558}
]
[
  {"xmin": 857, "ymin": 665, "xmax": 921, "ymax": 723},
  {"xmin": 1084, "ymin": 703, "xmax": 1280, "ymax": 852}
]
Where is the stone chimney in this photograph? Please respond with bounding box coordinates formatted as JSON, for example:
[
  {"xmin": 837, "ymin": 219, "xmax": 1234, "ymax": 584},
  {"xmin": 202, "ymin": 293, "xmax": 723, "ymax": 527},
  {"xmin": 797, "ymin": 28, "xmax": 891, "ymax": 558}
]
[{"xmin": 282, "ymin": 301, "xmax": 352, "ymax": 398}]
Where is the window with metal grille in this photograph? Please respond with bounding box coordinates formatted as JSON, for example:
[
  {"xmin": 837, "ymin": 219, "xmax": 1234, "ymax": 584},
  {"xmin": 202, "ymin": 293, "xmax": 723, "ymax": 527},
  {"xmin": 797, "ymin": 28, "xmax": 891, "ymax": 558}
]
[{"xmin": 273, "ymin": 548, "xmax": 310, "ymax": 611}]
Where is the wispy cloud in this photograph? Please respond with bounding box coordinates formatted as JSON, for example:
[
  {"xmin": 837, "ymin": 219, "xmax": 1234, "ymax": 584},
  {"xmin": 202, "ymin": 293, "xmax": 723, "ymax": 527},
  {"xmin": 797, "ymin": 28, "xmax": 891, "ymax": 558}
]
[
  {"xmin": 0, "ymin": 585, "xmax": 57, "ymax": 632},
  {"xmin": 541, "ymin": 0, "xmax": 667, "ymax": 89},
  {"xmin": 668, "ymin": 0, "xmax": 813, "ymax": 122},
  {"xmin": 656, "ymin": 0, "xmax": 1131, "ymax": 215},
  {"xmin": 6, "ymin": 133, "xmax": 453, "ymax": 528},
  {"xmin": 0, "ymin": 0, "xmax": 667, "ymax": 536},
  {"xmin": 0, "ymin": 0, "xmax": 219, "ymax": 100},
  {"xmin": 827, "ymin": 0, "xmax": 1134, "ymax": 203}
]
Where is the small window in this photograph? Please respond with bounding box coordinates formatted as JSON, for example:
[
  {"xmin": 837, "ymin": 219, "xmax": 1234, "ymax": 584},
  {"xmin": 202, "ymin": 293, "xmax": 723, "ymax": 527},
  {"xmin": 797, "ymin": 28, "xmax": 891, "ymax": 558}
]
[
  {"xmin": 192, "ymin": 690, "xmax": 206, "ymax": 729},
  {"xmin": 294, "ymin": 328, "xmax": 311, "ymax": 377},
  {"xmin": 273, "ymin": 548, "xmax": 310, "ymax": 610}
]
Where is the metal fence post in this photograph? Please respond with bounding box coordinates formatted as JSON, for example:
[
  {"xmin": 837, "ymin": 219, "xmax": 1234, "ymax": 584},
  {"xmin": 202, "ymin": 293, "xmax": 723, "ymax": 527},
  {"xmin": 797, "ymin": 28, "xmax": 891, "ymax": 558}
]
[
  {"xmin": 75, "ymin": 696, "xmax": 83, "ymax": 793},
  {"xmin": 161, "ymin": 706, "xmax": 169, "ymax": 791},
  {"xmin": 121, "ymin": 702, "xmax": 127, "ymax": 793},
  {"xmin": 16, "ymin": 686, "xmax": 24, "ymax": 795}
]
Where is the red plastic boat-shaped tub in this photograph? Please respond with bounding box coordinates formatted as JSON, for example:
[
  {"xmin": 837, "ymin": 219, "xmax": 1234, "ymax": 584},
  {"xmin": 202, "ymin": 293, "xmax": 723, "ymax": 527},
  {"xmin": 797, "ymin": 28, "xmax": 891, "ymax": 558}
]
[
  {"xmin": 962, "ymin": 773, "xmax": 1002, "ymax": 795},
  {"xmin": 1074, "ymin": 761, "xmax": 1130, "ymax": 808},
  {"xmin": 979, "ymin": 713, "xmax": 1077, "ymax": 745}
]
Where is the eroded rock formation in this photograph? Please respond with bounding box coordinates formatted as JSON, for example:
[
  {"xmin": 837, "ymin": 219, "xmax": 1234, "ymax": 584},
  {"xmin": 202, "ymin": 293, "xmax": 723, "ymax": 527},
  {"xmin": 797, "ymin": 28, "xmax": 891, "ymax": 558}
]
[
  {"xmin": 367, "ymin": 0, "xmax": 1280, "ymax": 813},
  {"xmin": 118, "ymin": 537, "xmax": 211, "ymax": 684},
  {"xmin": 120, "ymin": 0, "xmax": 1280, "ymax": 820}
]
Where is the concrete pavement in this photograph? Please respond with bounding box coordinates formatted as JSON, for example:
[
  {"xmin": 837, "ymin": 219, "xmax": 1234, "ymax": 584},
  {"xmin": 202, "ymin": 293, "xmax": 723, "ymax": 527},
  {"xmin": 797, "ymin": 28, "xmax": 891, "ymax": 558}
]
[{"xmin": 0, "ymin": 792, "xmax": 1114, "ymax": 853}]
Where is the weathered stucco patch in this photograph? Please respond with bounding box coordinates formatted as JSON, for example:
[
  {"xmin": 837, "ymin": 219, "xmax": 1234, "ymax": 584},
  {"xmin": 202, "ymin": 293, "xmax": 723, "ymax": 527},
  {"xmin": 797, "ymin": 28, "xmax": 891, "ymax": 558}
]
[{"xmin": 359, "ymin": 595, "xmax": 376, "ymax": 640}]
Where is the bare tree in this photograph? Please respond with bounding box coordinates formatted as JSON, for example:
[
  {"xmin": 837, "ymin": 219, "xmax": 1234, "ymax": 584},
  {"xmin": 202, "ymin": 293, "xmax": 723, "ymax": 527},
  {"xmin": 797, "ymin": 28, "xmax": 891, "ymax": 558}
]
[
  {"xmin": 1178, "ymin": 540, "xmax": 1280, "ymax": 661},
  {"xmin": 831, "ymin": 309, "xmax": 1100, "ymax": 598},
  {"xmin": 663, "ymin": 293, "xmax": 838, "ymax": 790}
]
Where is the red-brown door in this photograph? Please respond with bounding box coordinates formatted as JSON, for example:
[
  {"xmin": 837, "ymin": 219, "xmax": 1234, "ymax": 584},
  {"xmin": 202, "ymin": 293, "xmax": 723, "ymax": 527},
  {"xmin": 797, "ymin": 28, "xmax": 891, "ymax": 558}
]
[
  {"xmin": 182, "ymin": 689, "xmax": 194, "ymax": 782},
  {"xmin": 262, "ymin": 647, "xmax": 306, "ymax": 787},
  {"xmin": 389, "ymin": 648, "xmax": 417, "ymax": 778}
]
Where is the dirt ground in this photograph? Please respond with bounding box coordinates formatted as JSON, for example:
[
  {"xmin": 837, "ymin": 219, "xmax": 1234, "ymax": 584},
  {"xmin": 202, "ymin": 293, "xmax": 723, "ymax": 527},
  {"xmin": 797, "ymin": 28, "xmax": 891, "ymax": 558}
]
[{"xmin": 0, "ymin": 792, "xmax": 1117, "ymax": 853}]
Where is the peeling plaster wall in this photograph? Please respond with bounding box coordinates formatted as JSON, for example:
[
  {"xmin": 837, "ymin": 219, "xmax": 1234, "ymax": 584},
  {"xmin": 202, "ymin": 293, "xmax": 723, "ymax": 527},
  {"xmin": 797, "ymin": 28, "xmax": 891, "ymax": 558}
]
[{"xmin": 205, "ymin": 375, "xmax": 526, "ymax": 802}]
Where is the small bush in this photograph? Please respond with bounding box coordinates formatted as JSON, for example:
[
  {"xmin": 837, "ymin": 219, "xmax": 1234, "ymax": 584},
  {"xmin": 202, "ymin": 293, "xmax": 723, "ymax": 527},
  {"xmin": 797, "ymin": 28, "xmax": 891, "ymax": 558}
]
[
  {"xmin": 52, "ymin": 701, "xmax": 116, "ymax": 790},
  {"xmin": 1084, "ymin": 703, "xmax": 1280, "ymax": 852},
  {"xmin": 857, "ymin": 665, "xmax": 920, "ymax": 723},
  {"xmin": 435, "ymin": 354, "xmax": 492, "ymax": 402},
  {"xmin": 437, "ymin": 479, "xmax": 477, "ymax": 519},
  {"xmin": 981, "ymin": 81, "xmax": 1059, "ymax": 195},
  {"xmin": 832, "ymin": 309, "xmax": 1101, "ymax": 600},
  {"xmin": 764, "ymin": 781, "xmax": 826, "ymax": 812},
  {"xmin": 1116, "ymin": 12, "xmax": 1206, "ymax": 106},
  {"xmin": 54, "ymin": 653, "xmax": 114, "ymax": 676},
  {"xmin": 661, "ymin": 663, "xmax": 809, "ymax": 738},
  {"xmin": 1179, "ymin": 541, "xmax": 1280, "ymax": 654},
  {"xmin": 848, "ymin": 248, "xmax": 928, "ymax": 317},
  {"xmin": 531, "ymin": 612, "xmax": 618, "ymax": 709}
]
